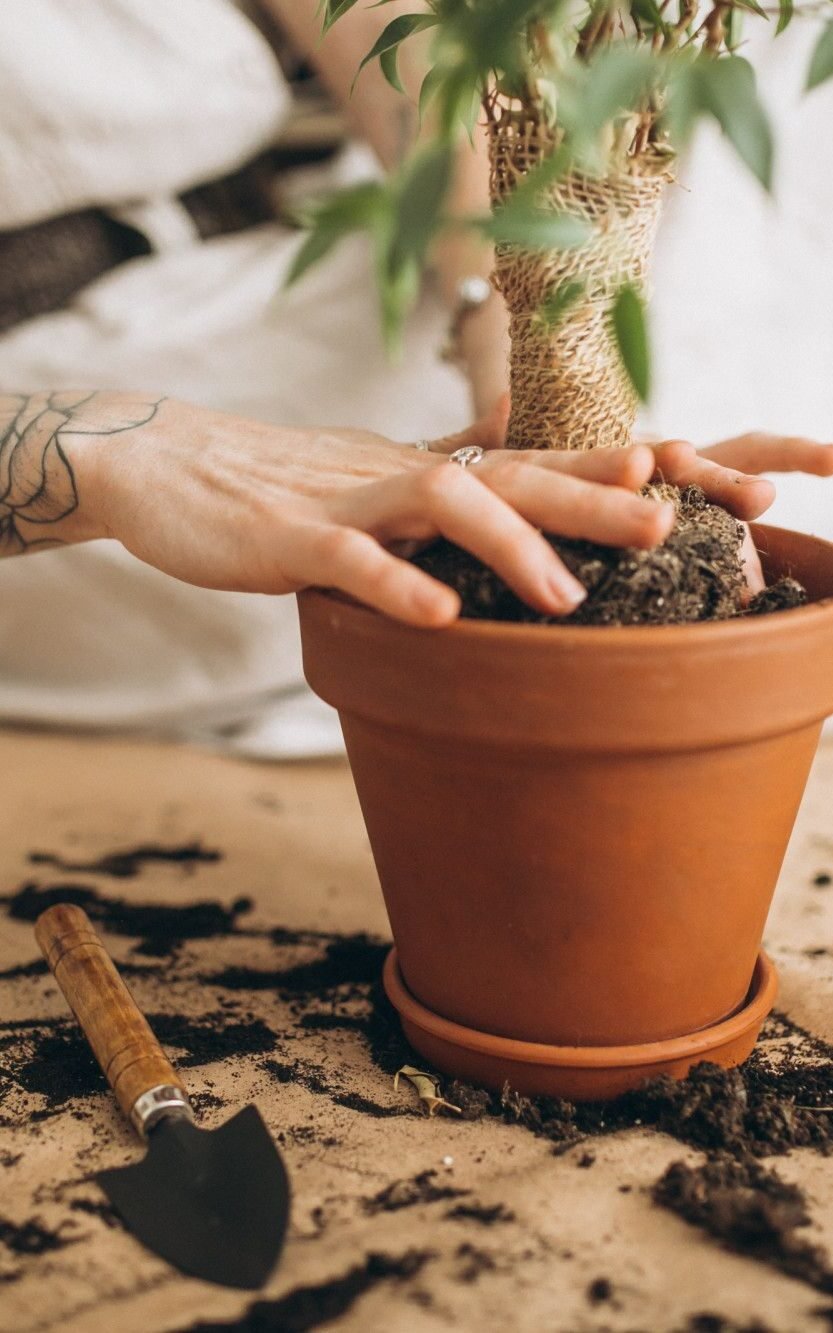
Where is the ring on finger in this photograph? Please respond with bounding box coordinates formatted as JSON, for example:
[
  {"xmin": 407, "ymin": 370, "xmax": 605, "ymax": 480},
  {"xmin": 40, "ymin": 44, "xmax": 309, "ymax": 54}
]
[{"xmin": 449, "ymin": 445, "xmax": 485, "ymax": 469}]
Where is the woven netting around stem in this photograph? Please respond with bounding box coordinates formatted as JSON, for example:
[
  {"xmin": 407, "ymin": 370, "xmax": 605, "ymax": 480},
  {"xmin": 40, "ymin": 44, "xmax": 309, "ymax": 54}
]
[{"xmin": 488, "ymin": 108, "xmax": 670, "ymax": 452}]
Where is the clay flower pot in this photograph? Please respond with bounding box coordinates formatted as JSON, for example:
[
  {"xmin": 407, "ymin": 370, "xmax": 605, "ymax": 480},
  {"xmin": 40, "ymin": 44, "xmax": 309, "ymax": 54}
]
[{"xmin": 298, "ymin": 525, "xmax": 833, "ymax": 1100}]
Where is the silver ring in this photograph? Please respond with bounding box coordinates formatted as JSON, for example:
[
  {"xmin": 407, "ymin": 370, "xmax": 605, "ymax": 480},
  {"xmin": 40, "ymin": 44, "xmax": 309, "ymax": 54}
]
[
  {"xmin": 449, "ymin": 445, "xmax": 485, "ymax": 469},
  {"xmin": 414, "ymin": 439, "xmax": 432, "ymax": 452}
]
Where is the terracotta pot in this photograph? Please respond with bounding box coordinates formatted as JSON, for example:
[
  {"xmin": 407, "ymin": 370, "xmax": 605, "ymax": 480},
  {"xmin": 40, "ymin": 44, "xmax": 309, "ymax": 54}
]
[{"xmin": 298, "ymin": 525, "xmax": 833, "ymax": 1098}]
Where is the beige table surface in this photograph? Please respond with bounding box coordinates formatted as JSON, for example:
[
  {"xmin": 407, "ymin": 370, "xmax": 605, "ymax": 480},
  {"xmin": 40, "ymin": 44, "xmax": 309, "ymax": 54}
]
[{"xmin": 1, "ymin": 729, "xmax": 833, "ymax": 1333}]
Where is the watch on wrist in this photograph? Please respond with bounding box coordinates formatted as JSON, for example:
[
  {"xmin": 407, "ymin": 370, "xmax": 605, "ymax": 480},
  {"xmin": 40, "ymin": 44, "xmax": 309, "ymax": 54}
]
[{"xmin": 441, "ymin": 275, "xmax": 493, "ymax": 364}]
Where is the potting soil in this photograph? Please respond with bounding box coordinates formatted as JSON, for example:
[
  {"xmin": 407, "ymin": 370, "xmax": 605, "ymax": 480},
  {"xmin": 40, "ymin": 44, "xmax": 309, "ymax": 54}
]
[{"xmin": 415, "ymin": 485, "xmax": 807, "ymax": 626}]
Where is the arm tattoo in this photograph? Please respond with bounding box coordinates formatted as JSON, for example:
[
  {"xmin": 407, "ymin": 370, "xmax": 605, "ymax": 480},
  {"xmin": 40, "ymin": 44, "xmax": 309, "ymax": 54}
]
[{"xmin": 0, "ymin": 391, "xmax": 162, "ymax": 555}]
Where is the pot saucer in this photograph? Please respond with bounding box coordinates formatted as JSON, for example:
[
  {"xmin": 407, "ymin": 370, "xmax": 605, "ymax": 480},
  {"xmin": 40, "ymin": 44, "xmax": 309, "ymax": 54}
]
[{"xmin": 383, "ymin": 948, "xmax": 777, "ymax": 1103}]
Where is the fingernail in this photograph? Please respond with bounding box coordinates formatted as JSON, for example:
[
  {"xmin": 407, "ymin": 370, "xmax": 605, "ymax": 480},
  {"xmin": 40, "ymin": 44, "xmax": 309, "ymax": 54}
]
[
  {"xmin": 549, "ymin": 571, "xmax": 587, "ymax": 611},
  {"xmin": 416, "ymin": 585, "xmax": 459, "ymax": 624}
]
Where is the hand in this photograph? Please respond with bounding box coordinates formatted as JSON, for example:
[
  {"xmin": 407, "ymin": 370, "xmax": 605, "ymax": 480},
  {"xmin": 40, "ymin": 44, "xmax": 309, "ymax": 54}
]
[
  {"xmin": 699, "ymin": 431, "xmax": 833, "ymax": 478},
  {"xmin": 54, "ymin": 393, "xmax": 680, "ymax": 628},
  {"xmin": 462, "ymin": 408, "xmax": 803, "ymax": 524},
  {"xmin": 654, "ymin": 432, "xmax": 833, "ymax": 594}
]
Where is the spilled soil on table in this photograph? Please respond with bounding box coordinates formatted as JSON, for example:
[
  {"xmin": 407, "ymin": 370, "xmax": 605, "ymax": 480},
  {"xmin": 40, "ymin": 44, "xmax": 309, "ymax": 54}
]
[
  {"xmin": 176, "ymin": 1250, "xmax": 434, "ymax": 1332},
  {"xmin": 27, "ymin": 841, "xmax": 221, "ymax": 880},
  {"xmin": 224, "ymin": 926, "xmax": 833, "ymax": 1298},
  {"xmin": 5, "ymin": 869, "xmax": 833, "ymax": 1315},
  {"xmin": 0, "ymin": 873, "xmax": 252, "ymax": 957},
  {"xmin": 653, "ymin": 1155, "xmax": 833, "ymax": 1295}
]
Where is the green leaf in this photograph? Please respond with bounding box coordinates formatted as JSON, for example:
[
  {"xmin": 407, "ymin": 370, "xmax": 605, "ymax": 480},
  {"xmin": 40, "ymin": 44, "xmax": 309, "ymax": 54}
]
[
  {"xmin": 537, "ymin": 280, "xmax": 585, "ymax": 328},
  {"xmin": 807, "ymin": 21, "xmax": 833, "ymax": 91},
  {"xmin": 451, "ymin": 0, "xmax": 561, "ymax": 75},
  {"xmin": 436, "ymin": 63, "xmax": 485, "ymax": 138},
  {"xmin": 563, "ymin": 46, "xmax": 661, "ymax": 145},
  {"xmin": 611, "ymin": 284, "xmax": 651, "ymax": 403},
  {"xmin": 355, "ymin": 13, "xmax": 438, "ymax": 88},
  {"xmin": 483, "ymin": 207, "xmax": 590, "ymax": 250},
  {"xmin": 377, "ymin": 252, "xmax": 421, "ymax": 355},
  {"xmin": 380, "ymin": 43, "xmax": 405, "ymax": 93},
  {"xmin": 776, "ymin": 0, "xmax": 794, "ymax": 34},
  {"xmin": 724, "ymin": 6, "xmax": 744, "ymax": 52},
  {"xmin": 321, "ymin": 0, "xmax": 362, "ymax": 33},
  {"xmin": 664, "ymin": 56, "xmax": 701, "ymax": 151},
  {"xmin": 418, "ymin": 64, "xmax": 444, "ymax": 122},
  {"xmin": 284, "ymin": 182, "xmax": 387, "ymax": 287},
  {"xmin": 631, "ymin": 0, "xmax": 668, "ymax": 33},
  {"xmin": 697, "ymin": 56, "xmax": 774, "ymax": 191},
  {"xmin": 285, "ymin": 226, "xmax": 344, "ymax": 288},
  {"xmin": 388, "ymin": 142, "xmax": 454, "ymax": 271},
  {"xmin": 730, "ymin": 0, "xmax": 767, "ymax": 17}
]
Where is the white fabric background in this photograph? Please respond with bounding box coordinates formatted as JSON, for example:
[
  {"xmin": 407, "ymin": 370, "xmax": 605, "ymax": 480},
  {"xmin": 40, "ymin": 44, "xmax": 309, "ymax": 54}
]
[
  {"xmin": 0, "ymin": 0, "xmax": 290, "ymax": 228},
  {"xmin": 644, "ymin": 20, "xmax": 833, "ymax": 541}
]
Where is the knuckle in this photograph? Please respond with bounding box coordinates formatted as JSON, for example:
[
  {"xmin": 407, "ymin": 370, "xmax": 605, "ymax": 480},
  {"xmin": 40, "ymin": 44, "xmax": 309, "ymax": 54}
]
[
  {"xmin": 484, "ymin": 457, "xmax": 526, "ymax": 493},
  {"xmin": 418, "ymin": 463, "xmax": 462, "ymax": 502},
  {"xmin": 313, "ymin": 526, "xmax": 356, "ymax": 565},
  {"xmin": 655, "ymin": 439, "xmax": 693, "ymax": 472}
]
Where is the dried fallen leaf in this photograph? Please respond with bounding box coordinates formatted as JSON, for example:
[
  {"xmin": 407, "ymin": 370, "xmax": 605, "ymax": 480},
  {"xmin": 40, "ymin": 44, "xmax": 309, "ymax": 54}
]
[{"xmin": 394, "ymin": 1065, "xmax": 462, "ymax": 1118}]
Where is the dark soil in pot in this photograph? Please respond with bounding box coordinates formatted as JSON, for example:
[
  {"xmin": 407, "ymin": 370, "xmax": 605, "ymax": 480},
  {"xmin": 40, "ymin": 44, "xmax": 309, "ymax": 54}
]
[{"xmin": 415, "ymin": 484, "xmax": 807, "ymax": 625}]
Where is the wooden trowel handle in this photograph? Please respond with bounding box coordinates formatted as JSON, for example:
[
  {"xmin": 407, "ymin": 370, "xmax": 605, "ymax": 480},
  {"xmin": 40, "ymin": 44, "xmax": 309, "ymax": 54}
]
[{"xmin": 36, "ymin": 903, "xmax": 193, "ymax": 1138}]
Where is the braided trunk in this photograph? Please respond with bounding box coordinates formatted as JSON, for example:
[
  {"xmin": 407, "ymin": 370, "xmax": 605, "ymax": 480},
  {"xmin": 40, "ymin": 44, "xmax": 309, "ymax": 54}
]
[{"xmin": 487, "ymin": 106, "xmax": 670, "ymax": 453}]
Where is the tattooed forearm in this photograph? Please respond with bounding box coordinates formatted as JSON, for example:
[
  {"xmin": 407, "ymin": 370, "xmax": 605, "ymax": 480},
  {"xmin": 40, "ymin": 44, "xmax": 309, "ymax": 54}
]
[{"xmin": 0, "ymin": 391, "xmax": 162, "ymax": 555}]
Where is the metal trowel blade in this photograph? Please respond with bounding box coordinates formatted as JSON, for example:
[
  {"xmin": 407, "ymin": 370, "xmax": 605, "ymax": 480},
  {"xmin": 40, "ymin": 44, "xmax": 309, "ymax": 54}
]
[{"xmin": 97, "ymin": 1104, "xmax": 289, "ymax": 1289}]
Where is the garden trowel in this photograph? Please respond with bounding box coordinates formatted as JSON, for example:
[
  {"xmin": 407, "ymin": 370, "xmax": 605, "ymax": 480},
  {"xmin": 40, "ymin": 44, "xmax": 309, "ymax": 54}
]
[{"xmin": 35, "ymin": 902, "xmax": 289, "ymax": 1289}]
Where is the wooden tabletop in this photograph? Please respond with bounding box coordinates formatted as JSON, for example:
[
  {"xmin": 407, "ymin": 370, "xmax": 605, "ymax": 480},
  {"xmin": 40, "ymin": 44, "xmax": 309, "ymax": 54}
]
[{"xmin": 1, "ymin": 729, "xmax": 833, "ymax": 1333}]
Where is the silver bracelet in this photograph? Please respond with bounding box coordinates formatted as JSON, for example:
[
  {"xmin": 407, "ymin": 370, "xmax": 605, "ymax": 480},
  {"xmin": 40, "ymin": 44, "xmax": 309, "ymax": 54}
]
[{"xmin": 441, "ymin": 275, "xmax": 493, "ymax": 364}]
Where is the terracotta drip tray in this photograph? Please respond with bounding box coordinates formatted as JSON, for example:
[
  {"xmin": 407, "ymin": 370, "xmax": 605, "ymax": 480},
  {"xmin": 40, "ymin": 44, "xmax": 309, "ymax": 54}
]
[{"xmin": 383, "ymin": 948, "xmax": 778, "ymax": 1103}]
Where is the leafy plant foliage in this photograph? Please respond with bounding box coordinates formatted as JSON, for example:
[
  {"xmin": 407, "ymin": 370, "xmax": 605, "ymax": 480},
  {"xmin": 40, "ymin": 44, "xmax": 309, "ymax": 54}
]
[{"xmin": 302, "ymin": 0, "xmax": 833, "ymax": 394}]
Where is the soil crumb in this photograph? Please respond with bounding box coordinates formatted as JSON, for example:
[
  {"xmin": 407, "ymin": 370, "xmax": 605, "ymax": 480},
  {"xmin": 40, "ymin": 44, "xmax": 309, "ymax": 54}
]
[
  {"xmin": 0, "ymin": 1214, "xmax": 78, "ymax": 1256},
  {"xmin": 262, "ymin": 1055, "xmax": 408, "ymax": 1120},
  {"xmin": 1, "ymin": 881, "xmax": 250, "ymax": 956},
  {"xmin": 415, "ymin": 485, "xmax": 806, "ymax": 626},
  {"xmin": 746, "ymin": 578, "xmax": 807, "ymax": 617},
  {"xmin": 445, "ymin": 1201, "xmax": 516, "ymax": 1226},
  {"xmin": 587, "ymin": 1276, "xmax": 613, "ymax": 1304},
  {"xmin": 678, "ymin": 1317, "xmax": 773, "ymax": 1332},
  {"xmin": 455, "ymin": 1241, "xmax": 497, "ymax": 1283},
  {"xmin": 362, "ymin": 1170, "xmax": 469, "ymax": 1215},
  {"xmin": 68, "ymin": 1198, "xmax": 122, "ymax": 1229},
  {"xmin": 27, "ymin": 841, "xmax": 221, "ymax": 879},
  {"xmin": 176, "ymin": 1249, "xmax": 433, "ymax": 1332},
  {"xmin": 654, "ymin": 1155, "xmax": 833, "ymax": 1294}
]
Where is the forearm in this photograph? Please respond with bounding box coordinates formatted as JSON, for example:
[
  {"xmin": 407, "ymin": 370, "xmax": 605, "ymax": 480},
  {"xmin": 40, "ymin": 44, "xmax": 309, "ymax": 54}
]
[
  {"xmin": 262, "ymin": 0, "xmax": 424, "ymax": 169},
  {"xmin": 262, "ymin": 0, "xmax": 508, "ymax": 413},
  {"xmin": 0, "ymin": 391, "xmax": 163, "ymax": 557}
]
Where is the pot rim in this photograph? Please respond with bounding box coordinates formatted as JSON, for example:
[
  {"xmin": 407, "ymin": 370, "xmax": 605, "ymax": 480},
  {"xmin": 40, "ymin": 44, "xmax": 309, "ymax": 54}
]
[
  {"xmin": 299, "ymin": 523, "xmax": 833, "ymax": 749},
  {"xmin": 301, "ymin": 522, "xmax": 833, "ymax": 648},
  {"xmin": 384, "ymin": 948, "xmax": 777, "ymax": 1071}
]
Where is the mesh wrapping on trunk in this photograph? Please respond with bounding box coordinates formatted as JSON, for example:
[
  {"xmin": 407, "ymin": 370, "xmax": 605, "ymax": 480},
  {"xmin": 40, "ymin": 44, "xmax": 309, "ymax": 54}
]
[{"xmin": 487, "ymin": 107, "xmax": 670, "ymax": 452}]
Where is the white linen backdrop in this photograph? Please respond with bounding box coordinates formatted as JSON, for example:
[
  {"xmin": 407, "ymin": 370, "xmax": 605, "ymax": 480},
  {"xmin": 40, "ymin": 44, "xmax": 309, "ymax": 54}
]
[
  {"xmin": 645, "ymin": 22, "xmax": 833, "ymax": 542},
  {"xmin": 0, "ymin": 3, "xmax": 829, "ymax": 758}
]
